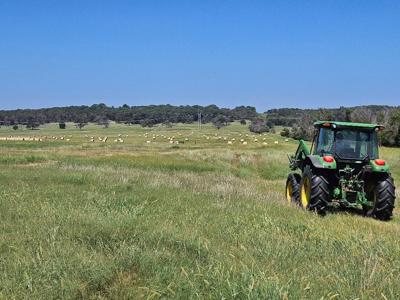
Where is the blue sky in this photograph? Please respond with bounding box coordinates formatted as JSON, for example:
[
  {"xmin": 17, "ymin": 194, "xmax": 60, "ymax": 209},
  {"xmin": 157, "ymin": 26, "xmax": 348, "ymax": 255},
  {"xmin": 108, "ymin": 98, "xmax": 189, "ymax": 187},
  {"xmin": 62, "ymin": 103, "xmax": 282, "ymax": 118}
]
[{"xmin": 0, "ymin": 0, "xmax": 399, "ymax": 111}]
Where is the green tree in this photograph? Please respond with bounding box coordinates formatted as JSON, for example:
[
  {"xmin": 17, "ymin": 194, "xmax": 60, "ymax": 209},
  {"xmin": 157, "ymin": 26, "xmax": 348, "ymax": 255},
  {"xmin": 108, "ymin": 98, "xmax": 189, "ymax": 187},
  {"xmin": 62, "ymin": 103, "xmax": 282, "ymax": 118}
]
[{"xmin": 212, "ymin": 115, "xmax": 229, "ymax": 129}]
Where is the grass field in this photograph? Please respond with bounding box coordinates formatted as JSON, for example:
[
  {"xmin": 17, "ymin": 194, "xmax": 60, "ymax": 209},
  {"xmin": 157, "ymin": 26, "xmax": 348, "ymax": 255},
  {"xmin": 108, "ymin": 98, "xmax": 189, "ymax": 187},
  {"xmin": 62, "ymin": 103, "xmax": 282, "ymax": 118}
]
[{"xmin": 1, "ymin": 122, "xmax": 399, "ymax": 299}]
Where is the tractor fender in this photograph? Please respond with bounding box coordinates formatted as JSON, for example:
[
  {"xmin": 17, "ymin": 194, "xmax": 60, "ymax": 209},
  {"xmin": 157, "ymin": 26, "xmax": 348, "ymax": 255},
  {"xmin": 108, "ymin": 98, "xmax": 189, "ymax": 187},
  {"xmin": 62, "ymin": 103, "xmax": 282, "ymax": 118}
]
[
  {"xmin": 305, "ymin": 155, "xmax": 337, "ymax": 170},
  {"xmin": 369, "ymin": 160, "xmax": 390, "ymax": 173}
]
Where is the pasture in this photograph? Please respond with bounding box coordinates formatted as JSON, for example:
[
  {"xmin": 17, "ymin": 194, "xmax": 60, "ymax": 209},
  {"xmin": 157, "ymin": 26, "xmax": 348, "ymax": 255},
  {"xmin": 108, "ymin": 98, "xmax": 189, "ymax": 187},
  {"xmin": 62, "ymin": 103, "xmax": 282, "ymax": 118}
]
[{"xmin": 1, "ymin": 122, "xmax": 400, "ymax": 299}]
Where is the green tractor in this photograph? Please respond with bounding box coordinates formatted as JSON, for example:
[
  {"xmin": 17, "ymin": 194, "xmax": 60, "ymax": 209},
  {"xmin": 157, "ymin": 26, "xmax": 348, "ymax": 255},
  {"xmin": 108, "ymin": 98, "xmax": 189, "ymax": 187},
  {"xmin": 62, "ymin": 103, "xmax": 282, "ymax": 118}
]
[{"xmin": 286, "ymin": 121, "xmax": 396, "ymax": 220}]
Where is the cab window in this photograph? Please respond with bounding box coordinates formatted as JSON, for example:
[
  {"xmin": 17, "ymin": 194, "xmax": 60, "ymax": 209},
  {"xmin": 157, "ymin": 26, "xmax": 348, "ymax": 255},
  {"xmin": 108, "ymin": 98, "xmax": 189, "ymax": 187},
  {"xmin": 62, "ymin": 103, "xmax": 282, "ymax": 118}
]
[{"xmin": 315, "ymin": 128, "xmax": 334, "ymax": 155}]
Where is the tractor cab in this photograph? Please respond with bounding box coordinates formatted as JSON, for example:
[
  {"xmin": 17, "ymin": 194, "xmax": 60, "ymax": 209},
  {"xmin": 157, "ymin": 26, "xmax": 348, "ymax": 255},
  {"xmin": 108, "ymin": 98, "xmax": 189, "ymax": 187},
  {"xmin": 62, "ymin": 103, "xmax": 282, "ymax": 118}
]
[{"xmin": 312, "ymin": 121, "xmax": 382, "ymax": 163}]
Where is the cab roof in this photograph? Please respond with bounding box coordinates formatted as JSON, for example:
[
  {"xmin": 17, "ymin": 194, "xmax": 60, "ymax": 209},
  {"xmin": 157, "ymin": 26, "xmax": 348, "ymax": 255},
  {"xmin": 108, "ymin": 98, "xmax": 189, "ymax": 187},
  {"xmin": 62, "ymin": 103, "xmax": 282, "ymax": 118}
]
[{"xmin": 313, "ymin": 121, "xmax": 384, "ymax": 131}]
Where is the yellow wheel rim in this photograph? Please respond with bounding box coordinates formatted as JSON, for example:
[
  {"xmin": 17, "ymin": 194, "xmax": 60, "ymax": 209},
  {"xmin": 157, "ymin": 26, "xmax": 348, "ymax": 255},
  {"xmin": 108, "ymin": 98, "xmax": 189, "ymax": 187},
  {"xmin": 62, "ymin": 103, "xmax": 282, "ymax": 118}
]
[
  {"xmin": 301, "ymin": 177, "xmax": 311, "ymax": 208},
  {"xmin": 286, "ymin": 182, "xmax": 293, "ymax": 203}
]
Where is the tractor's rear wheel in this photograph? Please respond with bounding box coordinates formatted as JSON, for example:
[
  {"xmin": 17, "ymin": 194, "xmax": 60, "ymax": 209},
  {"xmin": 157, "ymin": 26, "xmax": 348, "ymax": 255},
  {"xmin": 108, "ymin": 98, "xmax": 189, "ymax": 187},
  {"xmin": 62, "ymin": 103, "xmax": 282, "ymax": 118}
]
[
  {"xmin": 300, "ymin": 166, "xmax": 330, "ymax": 215},
  {"xmin": 367, "ymin": 175, "xmax": 395, "ymax": 221},
  {"xmin": 286, "ymin": 173, "xmax": 301, "ymax": 204}
]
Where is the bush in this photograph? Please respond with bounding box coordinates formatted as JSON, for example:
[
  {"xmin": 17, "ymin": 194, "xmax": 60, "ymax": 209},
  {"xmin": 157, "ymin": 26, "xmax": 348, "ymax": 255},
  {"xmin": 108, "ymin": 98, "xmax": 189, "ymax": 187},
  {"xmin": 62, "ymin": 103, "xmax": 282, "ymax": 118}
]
[
  {"xmin": 162, "ymin": 121, "xmax": 173, "ymax": 128},
  {"xmin": 290, "ymin": 125, "xmax": 314, "ymax": 141},
  {"xmin": 75, "ymin": 122, "xmax": 88, "ymax": 130},
  {"xmin": 12, "ymin": 125, "xmax": 18, "ymax": 130},
  {"xmin": 350, "ymin": 108, "xmax": 376, "ymax": 123},
  {"xmin": 280, "ymin": 128, "xmax": 290, "ymax": 137},
  {"xmin": 289, "ymin": 115, "xmax": 314, "ymax": 141},
  {"xmin": 59, "ymin": 122, "xmax": 66, "ymax": 129},
  {"xmin": 249, "ymin": 118, "xmax": 269, "ymax": 134},
  {"xmin": 380, "ymin": 110, "xmax": 400, "ymax": 146},
  {"xmin": 140, "ymin": 119, "xmax": 156, "ymax": 128},
  {"xmin": 212, "ymin": 115, "xmax": 229, "ymax": 129},
  {"xmin": 96, "ymin": 117, "xmax": 109, "ymax": 128},
  {"xmin": 26, "ymin": 122, "xmax": 40, "ymax": 130}
]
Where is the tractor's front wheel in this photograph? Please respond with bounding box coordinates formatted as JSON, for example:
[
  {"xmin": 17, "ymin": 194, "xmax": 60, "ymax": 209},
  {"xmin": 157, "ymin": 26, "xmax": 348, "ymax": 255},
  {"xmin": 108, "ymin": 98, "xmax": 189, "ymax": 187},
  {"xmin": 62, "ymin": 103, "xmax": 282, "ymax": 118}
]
[
  {"xmin": 300, "ymin": 166, "xmax": 330, "ymax": 215},
  {"xmin": 366, "ymin": 175, "xmax": 395, "ymax": 221},
  {"xmin": 286, "ymin": 173, "xmax": 301, "ymax": 204}
]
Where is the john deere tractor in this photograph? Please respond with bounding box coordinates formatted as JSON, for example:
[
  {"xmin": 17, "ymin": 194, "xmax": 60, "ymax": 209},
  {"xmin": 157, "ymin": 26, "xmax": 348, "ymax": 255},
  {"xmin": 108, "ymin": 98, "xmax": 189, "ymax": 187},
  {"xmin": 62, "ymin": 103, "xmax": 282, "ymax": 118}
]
[{"xmin": 286, "ymin": 121, "xmax": 396, "ymax": 220}]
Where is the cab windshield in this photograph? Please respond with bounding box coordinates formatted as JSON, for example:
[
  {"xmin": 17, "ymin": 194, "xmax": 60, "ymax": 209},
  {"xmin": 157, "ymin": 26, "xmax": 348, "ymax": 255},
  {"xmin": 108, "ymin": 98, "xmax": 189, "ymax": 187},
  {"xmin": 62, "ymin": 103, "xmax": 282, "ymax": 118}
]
[{"xmin": 315, "ymin": 128, "xmax": 379, "ymax": 160}]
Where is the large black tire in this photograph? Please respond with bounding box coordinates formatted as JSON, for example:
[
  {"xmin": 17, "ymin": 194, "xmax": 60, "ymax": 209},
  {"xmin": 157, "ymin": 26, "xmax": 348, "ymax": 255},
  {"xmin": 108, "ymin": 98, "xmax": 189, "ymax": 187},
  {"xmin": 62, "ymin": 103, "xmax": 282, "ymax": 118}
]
[
  {"xmin": 286, "ymin": 173, "xmax": 301, "ymax": 204},
  {"xmin": 300, "ymin": 166, "xmax": 330, "ymax": 215},
  {"xmin": 367, "ymin": 175, "xmax": 396, "ymax": 221}
]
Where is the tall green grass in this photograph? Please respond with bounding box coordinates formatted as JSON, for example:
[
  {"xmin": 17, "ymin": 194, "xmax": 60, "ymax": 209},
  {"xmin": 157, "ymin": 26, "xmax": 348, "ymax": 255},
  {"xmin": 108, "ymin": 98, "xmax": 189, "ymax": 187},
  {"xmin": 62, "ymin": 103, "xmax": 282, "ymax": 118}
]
[{"xmin": 0, "ymin": 122, "xmax": 399, "ymax": 299}]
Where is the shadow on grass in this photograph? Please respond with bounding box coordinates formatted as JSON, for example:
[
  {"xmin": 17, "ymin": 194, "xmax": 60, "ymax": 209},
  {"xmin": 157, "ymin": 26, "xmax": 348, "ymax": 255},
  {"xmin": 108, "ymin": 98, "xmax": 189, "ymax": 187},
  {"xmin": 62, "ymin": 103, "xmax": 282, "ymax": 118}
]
[{"xmin": 326, "ymin": 206, "xmax": 366, "ymax": 217}]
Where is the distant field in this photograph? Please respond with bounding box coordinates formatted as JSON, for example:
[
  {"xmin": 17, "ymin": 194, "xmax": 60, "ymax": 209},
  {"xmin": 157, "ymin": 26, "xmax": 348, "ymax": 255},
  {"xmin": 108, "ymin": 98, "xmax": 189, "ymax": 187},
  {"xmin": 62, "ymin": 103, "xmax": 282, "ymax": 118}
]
[{"xmin": 1, "ymin": 122, "xmax": 399, "ymax": 299}]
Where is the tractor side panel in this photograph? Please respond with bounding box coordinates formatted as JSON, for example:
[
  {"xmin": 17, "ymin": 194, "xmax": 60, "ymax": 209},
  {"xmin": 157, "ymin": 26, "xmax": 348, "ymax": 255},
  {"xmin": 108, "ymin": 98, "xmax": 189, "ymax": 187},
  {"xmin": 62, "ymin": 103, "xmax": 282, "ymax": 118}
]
[{"xmin": 307, "ymin": 155, "xmax": 337, "ymax": 170}]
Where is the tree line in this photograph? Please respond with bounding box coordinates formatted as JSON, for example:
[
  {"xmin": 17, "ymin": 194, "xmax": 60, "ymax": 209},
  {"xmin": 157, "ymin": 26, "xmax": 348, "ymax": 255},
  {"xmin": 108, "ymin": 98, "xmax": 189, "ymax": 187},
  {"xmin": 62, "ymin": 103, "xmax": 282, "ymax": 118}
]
[
  {"xmin": 273, "ymin": 106, "xmax": 400, "ymax": 147},
  {"xmin": 0, "ymin": 104, "xmax": 257, "ymax": 128},
  {"xmin": 1, "ymin": 103, "xmax": 399, "ymax": 147}
]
